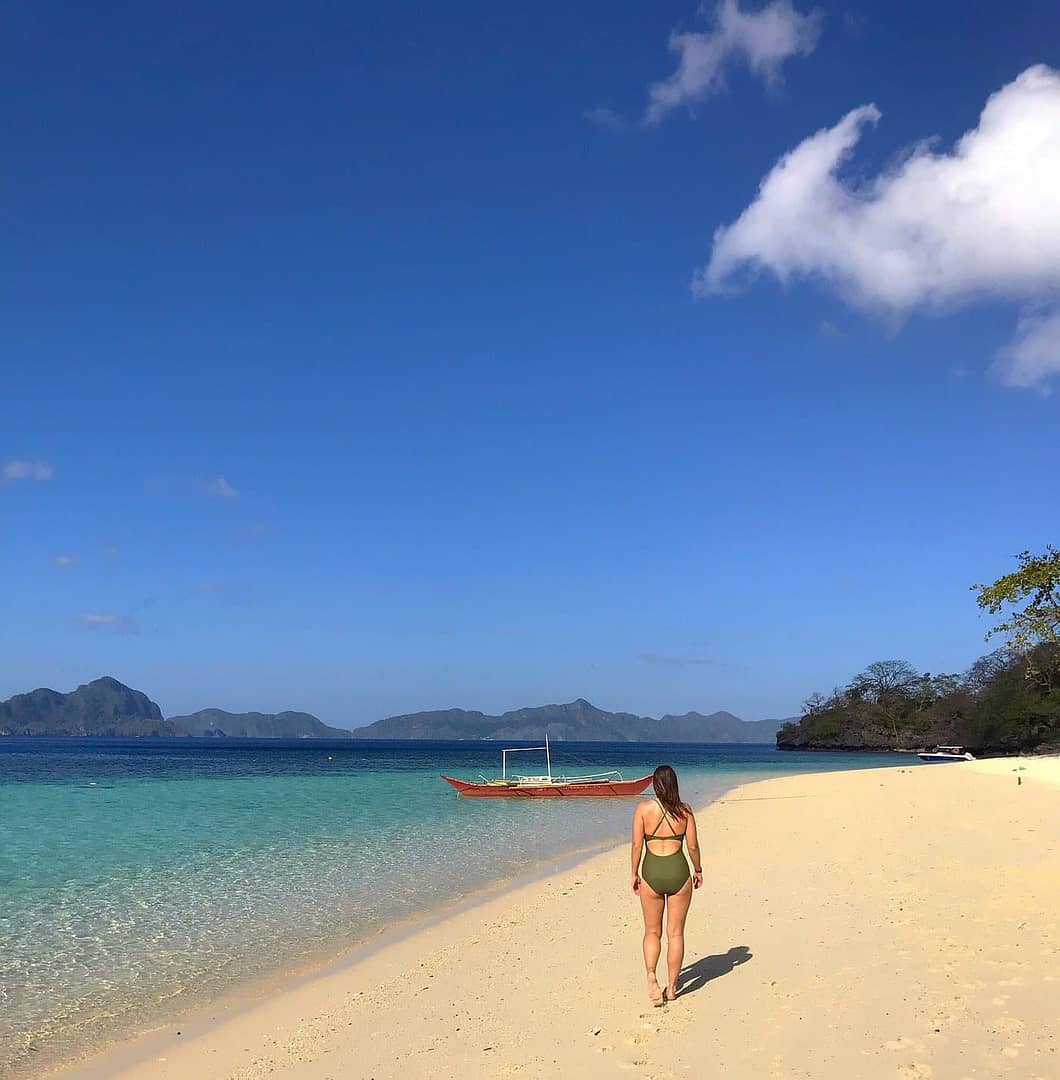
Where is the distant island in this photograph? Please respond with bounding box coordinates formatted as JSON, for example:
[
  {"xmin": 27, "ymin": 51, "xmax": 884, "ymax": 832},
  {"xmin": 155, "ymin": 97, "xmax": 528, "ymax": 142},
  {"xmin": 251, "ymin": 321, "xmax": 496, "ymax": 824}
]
[
  {"xmin": 350, "ymin": 698, "xmax": 788, "ymax": 743},
  {"xmin": 168, "ymin": 708, "xmax": 355, "ymax": 739},
  {"xmin": 0, "ymin": 677, "xmax": 790, "ymax": 742},
  {"xmin": 0, "ymin": 678, "xmax": 354, "ymax": 739},
  {"xmin": 0, "ymin": 677, "xmax": 174, "ymax": 737}
]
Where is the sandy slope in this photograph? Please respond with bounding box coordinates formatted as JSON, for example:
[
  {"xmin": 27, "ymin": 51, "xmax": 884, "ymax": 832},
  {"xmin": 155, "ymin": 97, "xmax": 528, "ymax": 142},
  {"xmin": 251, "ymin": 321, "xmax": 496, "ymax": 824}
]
[{"xmin": 57, "ymin": 758, "xmax": 1060, "ymax": 1080}]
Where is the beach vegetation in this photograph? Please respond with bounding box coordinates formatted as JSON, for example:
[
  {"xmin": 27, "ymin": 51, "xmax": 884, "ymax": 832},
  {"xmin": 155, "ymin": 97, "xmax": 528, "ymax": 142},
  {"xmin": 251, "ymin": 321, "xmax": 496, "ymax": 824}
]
[
  {"xmin": 975, "ymin": 546, "xmax": 1060, "ymax": 695},
  {"xmin": 780, "ymin": 645, "xmax": 1060, "ymax": 754},
  {"xmin": 974, "ymin": 546, "xmax": 1060, "ymax": 651},
  {"xmin": 781, "ymin": 548, "xmax": 1060, "ymax": 754}
]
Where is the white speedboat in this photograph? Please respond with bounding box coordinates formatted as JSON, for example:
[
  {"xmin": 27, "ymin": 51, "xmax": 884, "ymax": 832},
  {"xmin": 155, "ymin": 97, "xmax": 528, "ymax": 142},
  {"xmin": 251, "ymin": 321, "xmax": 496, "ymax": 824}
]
[{"xmin": 917, "ymin": 745, "xmax": 975, "ymax": 763}]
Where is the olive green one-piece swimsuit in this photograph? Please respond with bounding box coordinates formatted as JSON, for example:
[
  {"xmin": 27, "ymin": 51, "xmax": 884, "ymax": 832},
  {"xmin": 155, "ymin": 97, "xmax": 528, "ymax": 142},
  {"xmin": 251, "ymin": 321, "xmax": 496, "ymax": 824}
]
[{"xmin": 640, "ymin": 802, "xmax": 691, "ymax": 896}]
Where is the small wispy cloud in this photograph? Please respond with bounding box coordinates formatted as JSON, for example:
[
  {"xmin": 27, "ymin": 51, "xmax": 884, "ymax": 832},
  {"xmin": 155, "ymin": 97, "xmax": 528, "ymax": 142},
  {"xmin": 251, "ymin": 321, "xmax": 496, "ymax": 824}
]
[
  {"xmin": 204, "ymin": 476, "xmax": 239, "ymax": 499},
  {"xmin": 640, "ymin": 652, "xmax": 718, "ymax": 669},
  {"xmin": 995, "ymin": 308, "xmax": 1060, "ymax": 392},
  {"xmin": 644, "ymin": 0, "xmax": 822, "ymax": 126},
  {"xmin": 79, "ymin": 612, "xmax": 140, "ymax": 634},
  {"xmin": 582, "ymin": 105, "xmax": 629, "ymax": 133},
  {"xmin": 3, "ymin": 459, "xmax": 54, "ymax": 483},
  {"xmin": 53, "ymin": 554, "xmax": 79, "ymax": 568},
  {"xmin": 818, "ymin": 320, "xmax": 846, "ymax": 342},
  {"xmin": 101, "ymin": 544, "xmax": 121, "ymax": 559}
]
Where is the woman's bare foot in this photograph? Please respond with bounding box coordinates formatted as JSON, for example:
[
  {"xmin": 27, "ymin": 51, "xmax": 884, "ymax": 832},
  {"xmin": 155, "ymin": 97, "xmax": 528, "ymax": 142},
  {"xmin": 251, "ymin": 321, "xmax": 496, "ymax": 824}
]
[
  {"xmin": 647, "ymin": 973, "xmax": 664, "ymax": 1007},
  {"xmin": 663, "ymin": 984, "xmax": 678, "ymax": 1002}
]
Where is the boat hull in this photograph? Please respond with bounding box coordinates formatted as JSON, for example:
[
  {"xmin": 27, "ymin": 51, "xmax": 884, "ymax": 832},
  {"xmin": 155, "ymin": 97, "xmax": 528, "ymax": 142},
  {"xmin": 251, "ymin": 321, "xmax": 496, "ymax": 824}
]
[{"xmin": 441, "ymin": 774, "xmax": 654, "ymax": 798}]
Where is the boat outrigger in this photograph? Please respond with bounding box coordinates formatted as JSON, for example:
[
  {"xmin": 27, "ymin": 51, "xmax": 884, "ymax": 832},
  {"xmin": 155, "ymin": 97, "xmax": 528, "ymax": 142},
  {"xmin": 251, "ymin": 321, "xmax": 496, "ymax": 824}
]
[
  {"xmin": 917, "ymin": 745, "xmax": 976, "ymax": 763},
  {"xmin": 441, "ymin": 735, "xmax": 653, "ymax": 798}
]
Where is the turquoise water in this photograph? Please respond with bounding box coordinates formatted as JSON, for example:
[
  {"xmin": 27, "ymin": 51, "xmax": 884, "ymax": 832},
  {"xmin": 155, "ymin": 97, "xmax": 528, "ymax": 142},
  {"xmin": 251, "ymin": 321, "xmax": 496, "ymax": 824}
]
[{"xmin": 0, "ymin": 738, "xmax": 907, "ymax": 1073}]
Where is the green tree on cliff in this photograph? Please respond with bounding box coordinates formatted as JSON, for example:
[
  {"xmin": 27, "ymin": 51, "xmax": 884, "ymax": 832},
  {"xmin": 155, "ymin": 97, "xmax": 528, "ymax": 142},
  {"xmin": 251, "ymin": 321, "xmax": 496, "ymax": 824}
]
[
  {"xmin": 974, "ymin": 546, "xmax": 1060, "ymax": 649},
  {"xmin": 974, "ymin": 546, "xmax": 1060, "ymax": 693}
]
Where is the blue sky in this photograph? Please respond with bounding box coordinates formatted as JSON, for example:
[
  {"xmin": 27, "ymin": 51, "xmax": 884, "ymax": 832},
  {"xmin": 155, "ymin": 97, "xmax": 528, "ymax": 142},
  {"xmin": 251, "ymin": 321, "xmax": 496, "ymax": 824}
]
[{"xmin": 3, "ymin": 1, "xmax": 1058, "ymax": 726}]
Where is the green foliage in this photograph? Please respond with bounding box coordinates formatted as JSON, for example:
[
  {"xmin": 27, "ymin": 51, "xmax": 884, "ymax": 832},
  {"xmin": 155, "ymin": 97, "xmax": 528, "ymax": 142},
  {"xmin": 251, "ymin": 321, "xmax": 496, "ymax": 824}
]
[
  {"xmin": 781, "ymin": 646, "xmax": 1060, "ymax": 754},
  {"xmin": 973, "ymin": 546, "xmax": 1060, "ymax": 651},
  {"xmin": 782, "ymin": 548, "xmax": 1060, "ymax": 754}
]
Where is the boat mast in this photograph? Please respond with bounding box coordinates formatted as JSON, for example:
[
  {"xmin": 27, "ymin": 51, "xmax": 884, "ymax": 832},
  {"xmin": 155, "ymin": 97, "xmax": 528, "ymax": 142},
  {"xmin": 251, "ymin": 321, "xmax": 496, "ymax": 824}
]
[{"xmin": 545, "ymin": 731, "xmax": 552, "ymax": 782}]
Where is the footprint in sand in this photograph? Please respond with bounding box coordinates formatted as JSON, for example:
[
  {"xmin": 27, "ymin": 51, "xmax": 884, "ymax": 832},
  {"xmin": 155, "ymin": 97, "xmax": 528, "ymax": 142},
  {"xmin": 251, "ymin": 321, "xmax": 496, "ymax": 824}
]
[{"xmin": 897, "ymin": 1064, "xmax": 934, "ymax": 1079}]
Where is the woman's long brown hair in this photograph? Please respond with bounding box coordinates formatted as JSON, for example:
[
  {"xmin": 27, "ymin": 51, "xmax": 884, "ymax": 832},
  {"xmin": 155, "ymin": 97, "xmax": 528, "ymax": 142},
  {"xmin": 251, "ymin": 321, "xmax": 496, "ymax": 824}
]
[{"xmin": 652, "ymin": 765, "xmax": 688, "ymax": 820}]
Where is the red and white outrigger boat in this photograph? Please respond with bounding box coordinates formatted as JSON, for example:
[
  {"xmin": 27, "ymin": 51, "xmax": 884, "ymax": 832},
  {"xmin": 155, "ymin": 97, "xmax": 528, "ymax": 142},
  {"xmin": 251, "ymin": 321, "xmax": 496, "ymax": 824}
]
[{"xmin": 441, "ymin": 734, "xmax": 652, "ymax": 798}]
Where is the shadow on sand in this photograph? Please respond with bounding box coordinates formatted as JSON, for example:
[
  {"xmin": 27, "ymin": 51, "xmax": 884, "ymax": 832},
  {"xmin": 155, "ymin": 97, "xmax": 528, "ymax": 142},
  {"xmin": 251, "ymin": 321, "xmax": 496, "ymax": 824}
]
[{"xmin": 676, "ymin": 945, "xmax": 753, "ymax": 998}]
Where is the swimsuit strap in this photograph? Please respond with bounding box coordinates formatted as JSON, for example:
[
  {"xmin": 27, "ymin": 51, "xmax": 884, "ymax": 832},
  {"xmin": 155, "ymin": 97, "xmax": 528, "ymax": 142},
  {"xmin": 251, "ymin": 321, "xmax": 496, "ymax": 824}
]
[{"xmin": 646, "ymin": 801, "xmax": 685, "ymax": 840}]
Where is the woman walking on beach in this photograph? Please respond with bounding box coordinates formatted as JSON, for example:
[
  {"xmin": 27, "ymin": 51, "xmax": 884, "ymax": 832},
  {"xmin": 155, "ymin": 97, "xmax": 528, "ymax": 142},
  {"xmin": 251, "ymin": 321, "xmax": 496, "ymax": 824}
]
[{"xmin": 631, "ymin": 765, "xmax": 702, "ymax": 1005}]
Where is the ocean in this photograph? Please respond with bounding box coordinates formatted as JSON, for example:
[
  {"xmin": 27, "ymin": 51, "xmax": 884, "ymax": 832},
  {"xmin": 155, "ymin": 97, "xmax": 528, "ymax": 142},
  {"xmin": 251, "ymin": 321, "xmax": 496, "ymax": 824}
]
[{"xmin": 0, "ymin": 738, "xmax": 907, "ymax": 1073}]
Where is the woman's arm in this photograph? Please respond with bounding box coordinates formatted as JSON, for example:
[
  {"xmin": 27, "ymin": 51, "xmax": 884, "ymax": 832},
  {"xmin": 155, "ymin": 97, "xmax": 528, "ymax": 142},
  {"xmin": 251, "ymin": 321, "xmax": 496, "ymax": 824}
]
[
  {"xmin": 685, "ymin": 808, "xmax": 703, "ymax": 889},
  {"xmin": 630, "ymin": 804, "xmax": 645, "ymax": 892}
]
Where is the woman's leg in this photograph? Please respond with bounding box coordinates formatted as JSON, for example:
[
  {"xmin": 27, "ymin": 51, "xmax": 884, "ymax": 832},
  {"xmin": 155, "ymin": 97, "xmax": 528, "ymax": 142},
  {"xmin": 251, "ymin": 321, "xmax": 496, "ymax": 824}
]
[
  {"xmin": 638, "ymin": 881, "xmax": 666, "ymax": 1005},
  {"xmin": 664, "ymin": 878, "xmax": 693, "ymax": 999}
]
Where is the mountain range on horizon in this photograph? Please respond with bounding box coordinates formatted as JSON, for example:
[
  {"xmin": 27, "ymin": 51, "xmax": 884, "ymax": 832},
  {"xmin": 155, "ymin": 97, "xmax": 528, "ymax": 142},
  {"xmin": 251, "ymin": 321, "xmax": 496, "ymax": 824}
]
[
  {"xmin": 0, "ymin": 676, "xmax": 792, "ymax": 743},
  {"xmin": 349, "ymin": 697, "xmax": 787, "ymax": 743}
]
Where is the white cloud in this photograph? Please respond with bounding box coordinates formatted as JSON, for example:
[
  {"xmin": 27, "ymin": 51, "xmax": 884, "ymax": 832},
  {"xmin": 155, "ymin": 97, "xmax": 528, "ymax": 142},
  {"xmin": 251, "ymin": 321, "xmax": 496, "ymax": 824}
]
[
  {"xmin": 995, "ymin": 309, "xmax": 1060, "ymax": 390},
  {"xmin": 79, "ymin": 612, "xmax": 139, "ymax": 634},
  {"xmin": 205, "ymin": 476, "xmax": 239, "ymax": 499},
  {"xmin": 699, "ymin": 65, "xmax": 1060, "ymax": 388},
  {"xmin": 645, "ymin": 0, "xmax": 821, "ymax": 125},
  {"xmin": 53, "ymin": 554, "xmax": 79, "ymax": 568},
  {"xmin": 3, "ymin": 459, "xmax": 53, "ymax": 482}
]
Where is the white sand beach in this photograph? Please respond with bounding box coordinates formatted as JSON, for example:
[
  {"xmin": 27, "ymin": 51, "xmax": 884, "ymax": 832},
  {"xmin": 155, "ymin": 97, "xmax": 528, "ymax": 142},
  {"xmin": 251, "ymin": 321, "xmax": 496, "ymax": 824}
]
[{"xmin": 56, "ymin": 756, "xmax": 1060, "ymax": 1080}]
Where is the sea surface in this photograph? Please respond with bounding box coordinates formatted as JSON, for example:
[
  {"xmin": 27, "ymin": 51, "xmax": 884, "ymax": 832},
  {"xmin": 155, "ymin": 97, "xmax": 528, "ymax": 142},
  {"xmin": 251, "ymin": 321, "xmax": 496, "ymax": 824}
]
[{"xmin": 0, "ymin": 738, "xmax": 908, "ymax": 1073}]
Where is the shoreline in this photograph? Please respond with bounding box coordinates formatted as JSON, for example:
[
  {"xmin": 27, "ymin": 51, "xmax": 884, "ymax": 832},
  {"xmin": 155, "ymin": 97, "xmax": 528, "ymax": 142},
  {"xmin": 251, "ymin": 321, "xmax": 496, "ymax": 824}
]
[
  {"xmin": 37, "ymin": 783, "xmax": 751, "ymax": 1080},
  {"xmin": 33, "ymin": 845, "xmax": 598, "ymax": 1079},
  {"xmin": 7, "ymin": 744, "xmax": 794, "ymax": 1078},
  {"xmin": 15, "ymin": 825, "xmax": 635, "ymax": 1080},
  {"xmin": 41, "ymin": 756, "xmax": 1060, "ymax": 1079}
]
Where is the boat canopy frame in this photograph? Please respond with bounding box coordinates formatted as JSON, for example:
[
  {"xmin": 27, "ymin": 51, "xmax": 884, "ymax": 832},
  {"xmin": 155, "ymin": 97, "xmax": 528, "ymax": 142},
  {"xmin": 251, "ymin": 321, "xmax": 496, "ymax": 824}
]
[
  {"xmin": 492, "ymin": 734, "xmax": 624, "ymax": 784},
  {"xmin": 501, "ymin": 733, "xmax": 553, "ymax": 780}
]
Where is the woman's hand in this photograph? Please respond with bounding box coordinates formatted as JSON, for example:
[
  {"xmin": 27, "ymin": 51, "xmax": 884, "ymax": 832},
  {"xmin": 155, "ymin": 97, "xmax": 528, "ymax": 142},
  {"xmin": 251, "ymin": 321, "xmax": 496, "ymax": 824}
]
[
  {"xmin": 631, "ymin": 874, "xmax": 641, "ymax": 894},
  {"xmin": 692, "ymin": 870, "xmax": 703, "ymax": 890}
]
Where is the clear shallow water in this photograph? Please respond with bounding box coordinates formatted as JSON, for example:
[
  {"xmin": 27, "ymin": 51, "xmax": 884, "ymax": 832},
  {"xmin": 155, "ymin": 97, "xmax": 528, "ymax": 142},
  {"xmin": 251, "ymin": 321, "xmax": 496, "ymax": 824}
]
[{"xmin": 0, "ymin": 738, "xmax": 906, "ymax": 1072}]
